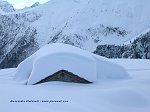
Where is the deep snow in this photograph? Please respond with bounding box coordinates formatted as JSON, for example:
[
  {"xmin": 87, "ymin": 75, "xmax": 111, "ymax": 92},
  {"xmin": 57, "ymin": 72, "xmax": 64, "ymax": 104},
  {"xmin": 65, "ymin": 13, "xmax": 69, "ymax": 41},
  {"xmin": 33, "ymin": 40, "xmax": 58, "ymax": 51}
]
[
  {"xmin": 14, "ymin": 43, "xmax": 128, "ymax": 84},
  {"xmin": 0, "ymin": 59, "xmax": 150, "ymax": 112}
]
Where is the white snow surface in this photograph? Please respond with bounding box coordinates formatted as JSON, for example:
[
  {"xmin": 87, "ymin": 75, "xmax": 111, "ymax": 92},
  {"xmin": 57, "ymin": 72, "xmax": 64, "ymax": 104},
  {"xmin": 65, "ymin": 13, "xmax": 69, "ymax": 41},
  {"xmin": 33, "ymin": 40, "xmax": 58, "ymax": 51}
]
[
  {"xmin": 0, "ymin": 59, "xmax": 150, "ymax": 112},
  {"xmin": 14, "ymin": 43, "xmax": 128, "ymax": 84}
]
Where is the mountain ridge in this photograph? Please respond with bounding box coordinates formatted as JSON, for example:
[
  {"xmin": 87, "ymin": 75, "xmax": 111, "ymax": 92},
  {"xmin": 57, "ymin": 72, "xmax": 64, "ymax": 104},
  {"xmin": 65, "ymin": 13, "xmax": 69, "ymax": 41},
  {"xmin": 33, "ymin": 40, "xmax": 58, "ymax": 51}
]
[{"xmin": 0, "ymin": 0, "xmax": 150, "ymax": 68}]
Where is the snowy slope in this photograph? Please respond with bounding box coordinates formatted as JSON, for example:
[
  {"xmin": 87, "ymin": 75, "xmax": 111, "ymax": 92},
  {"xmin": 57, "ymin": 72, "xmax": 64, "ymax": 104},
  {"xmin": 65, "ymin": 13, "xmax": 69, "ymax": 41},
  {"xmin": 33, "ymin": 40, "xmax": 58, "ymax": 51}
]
[
  {"xmin": 0, "ymin": 59, "xmax": 150, "ymax": 112},
  {"xmin": 28, "ymin": 0, "xmax": 150, "ymax": 49},
  {"xmin": 1, "ymin": 0, "xmax": 150, "ymax": 68}
]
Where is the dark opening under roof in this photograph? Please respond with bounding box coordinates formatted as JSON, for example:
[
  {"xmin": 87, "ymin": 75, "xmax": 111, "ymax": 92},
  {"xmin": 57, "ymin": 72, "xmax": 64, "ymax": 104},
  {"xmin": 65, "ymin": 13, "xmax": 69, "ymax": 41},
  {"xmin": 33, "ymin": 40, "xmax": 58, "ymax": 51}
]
[{"xmin": 34, "ymin": 70, "xmax": 92, "ymax": 85}]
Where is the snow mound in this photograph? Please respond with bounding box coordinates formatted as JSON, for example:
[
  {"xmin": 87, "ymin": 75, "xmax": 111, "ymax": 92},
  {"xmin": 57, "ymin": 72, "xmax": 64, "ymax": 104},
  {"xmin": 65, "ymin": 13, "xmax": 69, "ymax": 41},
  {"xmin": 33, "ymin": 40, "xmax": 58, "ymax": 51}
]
[
  {"xmin": 93, "ymin": 55, "xmax": 129, "ymax": 79},
  {"xmin": 14, "ymin": 43, "xmax": 129, "ymax": 84}
]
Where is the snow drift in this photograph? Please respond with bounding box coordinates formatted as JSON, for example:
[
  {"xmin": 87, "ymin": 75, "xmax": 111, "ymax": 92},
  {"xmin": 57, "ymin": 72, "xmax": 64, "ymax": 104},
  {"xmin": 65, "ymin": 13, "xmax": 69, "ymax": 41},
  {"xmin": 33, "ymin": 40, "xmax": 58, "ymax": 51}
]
[
  {"xmin": 14, "ymin": 43, "xmax": 129, "ymax": 84},
  {"xmin": 1, "ymin": 58, "xmax": 150, "ymax": 112}
]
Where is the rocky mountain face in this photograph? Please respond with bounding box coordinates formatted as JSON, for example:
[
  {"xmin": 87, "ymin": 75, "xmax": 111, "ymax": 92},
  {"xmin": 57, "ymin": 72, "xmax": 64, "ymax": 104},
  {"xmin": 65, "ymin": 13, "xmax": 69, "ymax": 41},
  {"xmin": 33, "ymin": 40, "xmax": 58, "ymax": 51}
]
[
  {"xmin": 0, "ymin": 0, "xmax": 150, "ymax": 68},
  {"xmin": 31, "ymin": 2, "xmax": 40, "ymax": 8},
  {"xmin": 94, "ymin": 31, "xmax": 150, "ymax": 59},
  {"xmin": 0, "ymin": 7, "xmax": 40, "ymax": 68}
]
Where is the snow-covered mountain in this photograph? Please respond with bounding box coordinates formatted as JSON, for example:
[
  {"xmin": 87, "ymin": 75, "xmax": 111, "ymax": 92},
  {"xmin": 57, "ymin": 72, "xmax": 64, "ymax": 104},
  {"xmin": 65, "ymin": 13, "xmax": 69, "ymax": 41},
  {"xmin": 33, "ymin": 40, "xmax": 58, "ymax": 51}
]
[
  {"xmin": 0, "ymin": 0, "xmax": 15, "ymax": 12},
  {"xmin": 30, "ymin": 2, "xmax": 40, "ymax": 8},
  {"xmin": 23, "ymin": 2, "xmax": 40, "ymax": 10},
  {"xmin": 0, "ymin": 0, "xmax": 150, "ymax": 68}
]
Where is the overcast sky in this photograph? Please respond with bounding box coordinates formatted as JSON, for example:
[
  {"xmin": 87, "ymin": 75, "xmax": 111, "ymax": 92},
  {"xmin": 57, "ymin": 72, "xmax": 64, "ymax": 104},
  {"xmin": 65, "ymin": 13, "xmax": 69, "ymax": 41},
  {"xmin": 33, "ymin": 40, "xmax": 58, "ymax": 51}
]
[{"xmin": 4, "ymin": 0, "xmax": 49, "ymax": 9}]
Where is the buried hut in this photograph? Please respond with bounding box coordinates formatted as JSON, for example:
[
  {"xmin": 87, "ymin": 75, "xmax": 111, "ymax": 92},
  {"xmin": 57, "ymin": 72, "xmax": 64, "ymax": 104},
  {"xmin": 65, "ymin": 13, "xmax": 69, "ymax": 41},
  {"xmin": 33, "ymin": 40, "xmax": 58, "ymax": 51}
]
[{"xmin": 14, "ymin": 43, "xmax": 129, "ymax": 85}]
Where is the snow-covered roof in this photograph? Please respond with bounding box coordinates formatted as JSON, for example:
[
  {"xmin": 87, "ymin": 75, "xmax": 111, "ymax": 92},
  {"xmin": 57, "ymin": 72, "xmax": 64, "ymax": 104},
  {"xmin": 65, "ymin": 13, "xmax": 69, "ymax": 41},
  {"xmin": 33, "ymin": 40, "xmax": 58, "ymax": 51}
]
[{"xmin": 14, "ymin": 43, "xmax": 129, "ymax": 84}]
